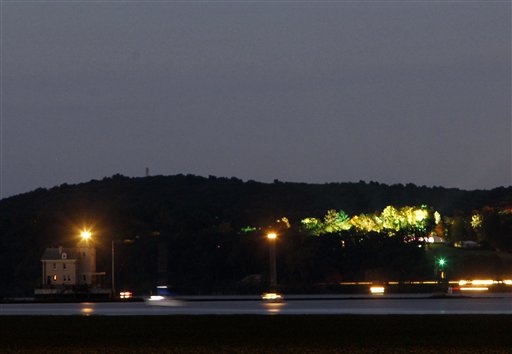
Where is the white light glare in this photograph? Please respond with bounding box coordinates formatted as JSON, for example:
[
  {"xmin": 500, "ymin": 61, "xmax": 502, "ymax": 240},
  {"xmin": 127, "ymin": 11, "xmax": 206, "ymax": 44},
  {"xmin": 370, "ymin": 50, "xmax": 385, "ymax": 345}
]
[
  {"xmin": 148, "ymin": 295, "xmax": 165, "ymax": 301},
  {"xmin": 370, "ymin": 286, "xmax": 385, "ymax": 294}
]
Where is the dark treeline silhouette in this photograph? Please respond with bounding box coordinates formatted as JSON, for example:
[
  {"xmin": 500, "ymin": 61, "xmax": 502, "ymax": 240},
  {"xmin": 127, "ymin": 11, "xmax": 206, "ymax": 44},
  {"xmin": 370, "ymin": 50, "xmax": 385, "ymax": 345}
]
[{"xmin": 1, "ymin": 174, "xmax": 512, "ymax": 297}]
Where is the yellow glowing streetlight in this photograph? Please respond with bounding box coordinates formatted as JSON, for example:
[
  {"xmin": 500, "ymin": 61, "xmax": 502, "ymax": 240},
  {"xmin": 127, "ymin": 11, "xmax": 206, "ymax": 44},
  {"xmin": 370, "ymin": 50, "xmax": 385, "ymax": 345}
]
[
  {"xmin": 267, "ymin": 232, "xmax": 278, "ymax": 289},
  {"xmin": 80, "ymin": 230, "xmax": 92, "ymax": 241}
]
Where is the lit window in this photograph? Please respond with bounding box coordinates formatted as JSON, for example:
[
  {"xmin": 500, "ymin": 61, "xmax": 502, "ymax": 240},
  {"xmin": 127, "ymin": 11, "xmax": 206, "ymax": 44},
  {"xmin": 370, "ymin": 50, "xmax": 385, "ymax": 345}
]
[{"xmin": 52, "ymin": 275, "xmax": 57, "ymax": 281}]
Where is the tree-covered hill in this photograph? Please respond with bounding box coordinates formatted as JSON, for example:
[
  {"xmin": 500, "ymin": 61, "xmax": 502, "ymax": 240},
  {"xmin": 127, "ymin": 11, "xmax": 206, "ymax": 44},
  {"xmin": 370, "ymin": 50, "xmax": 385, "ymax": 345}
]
[{"xmin": 1, "ymin": 174, "xmax": 512, "ymax": 297}]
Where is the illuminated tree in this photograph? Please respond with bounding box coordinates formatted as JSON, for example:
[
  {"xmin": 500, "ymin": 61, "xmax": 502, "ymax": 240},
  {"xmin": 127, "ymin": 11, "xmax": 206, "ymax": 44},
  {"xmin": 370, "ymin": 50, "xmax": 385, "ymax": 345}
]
[
  {"xmin": 434, "ymin": 221, "xmax": 445, "ymax": 238},
  {"xmin": 401, "ymin": 206, "xmax": 419, "ymax": 229},
  {"xmin": 301, "ymin": 217, "xmax": 323, "ymax": 236},
  {"xmin": 323, "ymin": 210, "xmax": 352, "ymax": 233},
  {"xmin": 434, "ymin": 211, "xmax": 442, "ymax": 225},
  {"xmin": 381, "ymin": 206, "xmax": 402, "ymax": 232},
  {"xmin": 301, "ymin": 205, "xmax": 437, "ymax": 238},
  {"xmin": 471, "ymin": 214, "xmax": 483, "ymax": 231},
  {"xmin": 379, "ymin": 205, "xmax": 433, "ymax": 235},
  {"xmin": 350, "ymin": 214, "xmax": 383, "ymax": 233},
  {"xmin": 276, "ymin": 217, "xmax": 291, "ymax": 229}
]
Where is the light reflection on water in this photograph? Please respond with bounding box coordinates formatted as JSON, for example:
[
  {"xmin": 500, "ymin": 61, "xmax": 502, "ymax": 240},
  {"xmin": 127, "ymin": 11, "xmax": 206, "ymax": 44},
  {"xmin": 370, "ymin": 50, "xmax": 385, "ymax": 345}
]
[
  {"xmin": 262, "ymin": 302, "xmax": 286, "ymax": 314},
  {"xmin": 80, "ymin": 303, "xmax": 95, "ymax": 316}
]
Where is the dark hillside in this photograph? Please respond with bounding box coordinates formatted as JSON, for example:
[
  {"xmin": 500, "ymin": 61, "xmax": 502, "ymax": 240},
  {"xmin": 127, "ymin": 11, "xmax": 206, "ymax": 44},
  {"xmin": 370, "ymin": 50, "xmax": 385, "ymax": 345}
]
[{"xmin": 1, "ymin": 174, "xmax": 511, "ymax": 296}]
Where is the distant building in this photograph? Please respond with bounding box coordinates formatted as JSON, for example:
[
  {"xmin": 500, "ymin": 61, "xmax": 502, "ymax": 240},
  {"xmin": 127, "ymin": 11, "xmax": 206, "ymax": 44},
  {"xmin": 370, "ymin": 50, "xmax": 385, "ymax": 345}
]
[
  {"xmin": 35, "ymin": 242, "xmax": 108, "ymax": 298},
  {"xmin": 40, "ymin": 245, "xmax": 97, "ymax": 287}
]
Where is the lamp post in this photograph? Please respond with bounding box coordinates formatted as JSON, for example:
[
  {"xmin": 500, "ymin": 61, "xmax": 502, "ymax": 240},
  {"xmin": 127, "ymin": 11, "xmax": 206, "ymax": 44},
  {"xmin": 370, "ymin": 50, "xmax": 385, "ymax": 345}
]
[
  {"xmin": 267, "ymin": 232, "xmax": 277, "ymax": 289},
  {"xmin": 111, "ymin": 240, "xmax": 116, "ymax": 299},
  {"xmin": 435, "ymin": 257, "xmax": 447, "ymax": 284}
]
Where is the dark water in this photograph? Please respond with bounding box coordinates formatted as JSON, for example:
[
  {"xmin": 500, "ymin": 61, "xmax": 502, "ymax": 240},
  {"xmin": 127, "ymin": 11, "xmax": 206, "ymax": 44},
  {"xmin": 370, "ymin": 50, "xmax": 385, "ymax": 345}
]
[{"xmin": 2, "ymin": 296, "xmax": 512, "ymax": 316}]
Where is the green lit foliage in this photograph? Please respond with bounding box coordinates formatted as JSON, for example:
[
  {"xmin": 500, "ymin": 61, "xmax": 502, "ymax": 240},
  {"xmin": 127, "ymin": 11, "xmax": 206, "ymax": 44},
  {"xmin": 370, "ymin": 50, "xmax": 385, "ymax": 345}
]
[
  {"xmin": 301, "ymin": 210, "xmax": 352, "ymax": 235},
  {"xmin": 301, "ymin": 217, "xmax": 323, "ymax": 236},
  {"xmin": 470, "ymin": 214, "xmax": 483, "ymax": 231},
  {"xmin": 381, "ymin": 206, "xmax": 401, "ymax": 232},
  {"xmin": 405, "ymin": 206, "xmax": 430, "ymax": 232},
  {"xmin": 323, "ymin": 210, "xmax": 352, "ymax": 233},
  {"xmin": 263, "ymin": 217, "xmax": 291, "ymax": 235},
  {"xmin": 240, "ymin": 226, "xmax": 257, "ymax": 234},
  {"xmin": 277, "ymin": 217, "xmax": 291, "ymax": 229},
  {"xmin": 350, "ymin": 214, "xmax": 383, "ymax": 233},
  {"xmin": 379, "ymin": 205, "xmax": 434, "ymax": 235},
  {"xmin": 434, "ymin": 211, "xmax": 442, "ymax": 225},
  {"xmin": 301, "ymin": 205, "xmax": 439, "ymax": 238}
]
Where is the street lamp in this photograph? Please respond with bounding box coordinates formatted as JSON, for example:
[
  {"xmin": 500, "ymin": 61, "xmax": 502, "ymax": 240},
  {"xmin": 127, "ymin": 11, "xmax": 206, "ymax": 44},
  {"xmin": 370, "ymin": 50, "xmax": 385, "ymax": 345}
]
[
  {"xmin": 267, "ymin": 232, "xmax": 278, "ymax": 289},
  {"xmin": 80, "ymin": 230, "xmax": 92, "ymax": 241},
  {"xmin": 111, "ymin": 240, "xmax": 116, "ymax": 298}
]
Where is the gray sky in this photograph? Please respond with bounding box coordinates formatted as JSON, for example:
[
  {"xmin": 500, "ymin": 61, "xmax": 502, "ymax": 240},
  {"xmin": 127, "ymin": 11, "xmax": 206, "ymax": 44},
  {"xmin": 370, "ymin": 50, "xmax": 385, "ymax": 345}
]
[{"xmin": 1, "ymin": 1, "xmax": 511, "ymax": 198}]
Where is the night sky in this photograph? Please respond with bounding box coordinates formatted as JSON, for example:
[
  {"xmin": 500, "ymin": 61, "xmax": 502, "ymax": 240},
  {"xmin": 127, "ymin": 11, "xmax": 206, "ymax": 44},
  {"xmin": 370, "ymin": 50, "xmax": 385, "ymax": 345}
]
[{"xmin": 1, "ymin": 2, "xmax": 510, "ymax": 199}]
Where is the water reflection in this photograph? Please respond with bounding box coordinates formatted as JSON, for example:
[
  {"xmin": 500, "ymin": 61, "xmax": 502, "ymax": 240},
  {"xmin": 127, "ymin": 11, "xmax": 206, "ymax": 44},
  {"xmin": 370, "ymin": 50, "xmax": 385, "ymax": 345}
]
[
  {"xmin": 80, "ymin": 303, "xmax": 95, "ymax": 316},
  {"xmin": 262, "ymin": 301, "xmax": 286, "ymax": 314}
]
